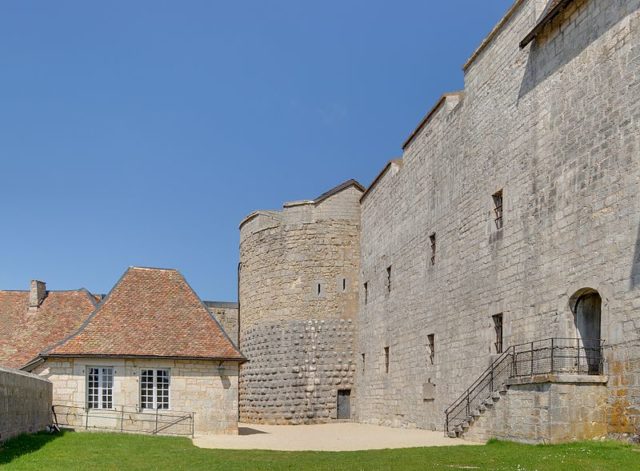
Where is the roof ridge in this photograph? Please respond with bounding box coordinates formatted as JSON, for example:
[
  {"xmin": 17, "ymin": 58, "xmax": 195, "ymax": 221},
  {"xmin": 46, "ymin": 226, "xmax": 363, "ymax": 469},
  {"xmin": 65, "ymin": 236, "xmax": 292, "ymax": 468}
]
[
  {"xmin": 313, "ymin": 179, "xmax": 365, "ymax": 204},
  {"xmin": 40, "ymin": 268, "xmax": 133, "ymax": 356}
]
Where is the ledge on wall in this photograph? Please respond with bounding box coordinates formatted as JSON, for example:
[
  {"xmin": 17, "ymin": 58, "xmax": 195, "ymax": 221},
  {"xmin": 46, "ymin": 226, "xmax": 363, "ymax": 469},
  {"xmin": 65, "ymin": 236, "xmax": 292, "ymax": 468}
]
[{"xmin": 507, "ymin": 374, "xmax": 608, "ymax": 386}]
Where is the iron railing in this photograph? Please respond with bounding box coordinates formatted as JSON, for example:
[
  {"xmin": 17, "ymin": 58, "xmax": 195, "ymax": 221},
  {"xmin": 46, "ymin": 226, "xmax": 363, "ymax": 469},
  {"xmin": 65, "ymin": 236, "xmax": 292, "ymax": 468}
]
[
  {"xmin": 444, "ymin": 337, "xmax": 604, "ymax": 435},
  {"xmin": 51, "ymin": 402, "xmax": 195, "ymax": 437}
]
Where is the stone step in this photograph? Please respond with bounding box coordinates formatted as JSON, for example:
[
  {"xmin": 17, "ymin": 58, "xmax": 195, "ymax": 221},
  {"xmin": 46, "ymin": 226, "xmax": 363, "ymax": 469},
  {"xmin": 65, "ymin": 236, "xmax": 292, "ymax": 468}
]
[
  {"xmin": 471, "ymin": 410, "xmax": 481, "ymax": 418},
  {"xmin": 447, "ymin": 431, "xmax": 457, "ymax": 438},
  {"xmin": 491, "ymin": 392, "xmax": 502, "ymax": 400},
  {"xmin": 483, "ymin": 399, "xmax": 495, "ymax": 408},
  {"xmin": 478, "ymin": 404, "xmax": 486, "ymax": 413}
]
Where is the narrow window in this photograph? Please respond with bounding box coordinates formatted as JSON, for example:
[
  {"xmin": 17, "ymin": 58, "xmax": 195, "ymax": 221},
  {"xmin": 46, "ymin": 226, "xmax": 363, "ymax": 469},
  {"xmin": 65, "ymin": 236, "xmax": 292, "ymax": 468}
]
[
  {"xmin": 87, "ymin": 366, "xmax": 113, "ymax": 409},
  {"xmin": 493, "ymin": 190, "xmax": 503, "ymax": 230},
  {"xmin": 427, "ymin": 334, "xmax": 435, "ymax": 365},
  {"xmin": 384, "ymin": 347, "xmax": 390, "ymax": 373},
  {"xmin": 364, "ymin": 282, "xmax": 368, "ymax": 304},
  {"xmin": 361, "ymin": 353, "xmax": 366, "ymax": 373},
  {"xmin": 141, "ymin": 369, "xmax": 170, "ymax": 410},
  {"xmin": 342, "ymin": 278, "xmax": 347, "ymax": 292},
  {"xmin": 386, "ymin": 266, "xmax": 392, "ymax": 293},
  {"xmin": 493, "ymin": 314, "xmax": 503, "ymax": 354},
  {"xmin": 429, "ymin": 233, "xmax": 436, "ymax": 266},
  {"xmin": 317, "ymin": 283, "xmax": 322, "ymax": 296}
]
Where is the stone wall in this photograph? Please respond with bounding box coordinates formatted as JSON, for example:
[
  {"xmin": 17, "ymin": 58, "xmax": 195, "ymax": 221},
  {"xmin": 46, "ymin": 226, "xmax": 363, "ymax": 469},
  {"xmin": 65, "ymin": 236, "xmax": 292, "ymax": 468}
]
[
  {"xmin": 206, "ymin": 302, "xmax": 239, "ymax": 346},
  {"xmin": 34, "ymin": 358, "xmax": 239, "ymax": 435},
  {"xmin": 464, "ymin": 375, "xmax": 609, "ymax": 444},
  {"xmin": 0, "ymin": 366, "xmax": 52, "ymax": 441},
  {"xmin": 240, "ymin": 319, "xmax": 355, "ymax": 424},
  {"xmin": 239, "ymin": 182, "xmax": 362, "ymax": 423},
  {"xmin": 357, "ymin": 0, "xmax": 640, "ymax": 436}
]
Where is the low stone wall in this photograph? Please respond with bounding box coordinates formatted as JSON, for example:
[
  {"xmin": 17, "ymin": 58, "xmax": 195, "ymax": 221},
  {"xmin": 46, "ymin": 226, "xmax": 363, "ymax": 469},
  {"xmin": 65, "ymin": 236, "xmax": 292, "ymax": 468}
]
[
  {"xmin": 240, "ymin": 319, "xmax": 356, "ymax": 424},
  {"xmin": 465, "ymin": 375, "xmax": 608, "ymax": 444},
  {"xmin": 0, "ymin": 366, "xmax": 52, "ymax": 442}
]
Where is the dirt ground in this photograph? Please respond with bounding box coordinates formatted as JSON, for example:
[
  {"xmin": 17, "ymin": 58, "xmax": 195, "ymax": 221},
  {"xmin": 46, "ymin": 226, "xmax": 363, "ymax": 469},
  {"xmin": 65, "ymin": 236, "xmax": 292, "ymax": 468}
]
[{"xmin": 193, "ymin": 422, "xmax": 480, "ymax": 451}]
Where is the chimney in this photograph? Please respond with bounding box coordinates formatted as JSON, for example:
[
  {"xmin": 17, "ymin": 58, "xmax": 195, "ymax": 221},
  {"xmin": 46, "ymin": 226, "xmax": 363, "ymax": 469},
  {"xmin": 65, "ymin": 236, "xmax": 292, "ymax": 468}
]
[{"xmin": 29, "ymin": 280, "xmax": 47, "ymax": 309}]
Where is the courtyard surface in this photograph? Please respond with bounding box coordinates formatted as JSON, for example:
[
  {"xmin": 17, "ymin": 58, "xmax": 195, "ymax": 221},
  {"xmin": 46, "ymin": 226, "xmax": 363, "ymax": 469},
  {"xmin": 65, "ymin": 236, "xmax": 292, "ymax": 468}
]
[
  {"xmin": 2, "ymin": 431, "xmax": 640, "ymax": 471},
  {"xmin": 194, "ymin": 422, "xmax": 476, "ymax": 451}
]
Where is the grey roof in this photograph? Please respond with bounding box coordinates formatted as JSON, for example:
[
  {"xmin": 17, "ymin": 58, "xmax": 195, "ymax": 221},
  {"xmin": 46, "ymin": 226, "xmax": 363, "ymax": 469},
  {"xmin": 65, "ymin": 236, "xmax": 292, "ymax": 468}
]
[
  {"xmin": 313, "ymin": 179, "xmax": 365, "ymax": 204},
  {"xmin": 204, "ymin": 301, "xmax": 238, "ymax": 309}
]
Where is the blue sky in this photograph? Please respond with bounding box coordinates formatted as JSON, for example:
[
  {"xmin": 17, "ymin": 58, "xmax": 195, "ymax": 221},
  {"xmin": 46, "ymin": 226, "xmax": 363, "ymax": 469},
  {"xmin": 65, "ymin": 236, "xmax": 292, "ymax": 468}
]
[{"xmin": 0, "ymin": 0, "xmax": 513, "ymax": 300}]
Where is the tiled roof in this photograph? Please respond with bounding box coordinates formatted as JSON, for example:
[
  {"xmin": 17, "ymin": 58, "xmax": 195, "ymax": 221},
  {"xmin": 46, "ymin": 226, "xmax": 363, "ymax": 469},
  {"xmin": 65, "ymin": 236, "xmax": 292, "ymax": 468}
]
[
  {"xmin": 0, "ymin": 289, "xmax": 97, "ymax": 369},
  {"xmin": 44, "ymin": 267, "xmax": 244, "ymax": 361}
]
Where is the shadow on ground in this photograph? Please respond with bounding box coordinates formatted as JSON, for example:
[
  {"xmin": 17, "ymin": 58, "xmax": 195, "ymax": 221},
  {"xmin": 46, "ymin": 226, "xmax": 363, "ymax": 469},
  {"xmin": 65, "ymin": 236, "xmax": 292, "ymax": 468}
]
[
  {"xmin": 238, "ymin": 427, "xmax": 268, "ymax": 436},
  {"xmin": 0, "ymin": 431, "xmax": 61, "ymax": 465}
]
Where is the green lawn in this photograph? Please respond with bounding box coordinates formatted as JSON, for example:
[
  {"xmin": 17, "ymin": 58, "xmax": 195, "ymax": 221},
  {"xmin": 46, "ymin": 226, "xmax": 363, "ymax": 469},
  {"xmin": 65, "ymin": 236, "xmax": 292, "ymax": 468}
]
[{"xmin": 1, "ymin": 431, "xmax": 639, "ymax": 471}]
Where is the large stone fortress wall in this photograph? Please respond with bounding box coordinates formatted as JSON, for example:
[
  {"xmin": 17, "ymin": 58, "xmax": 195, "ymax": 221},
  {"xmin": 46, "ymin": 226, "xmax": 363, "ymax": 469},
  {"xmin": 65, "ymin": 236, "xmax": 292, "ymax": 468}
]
[
  {"xmin": 357, "ymin": 0, "xmax": 640, "ymax": 434},
  {"xmin": 239, "ymin": 180, "xmax": 363, "ymax": 424}
]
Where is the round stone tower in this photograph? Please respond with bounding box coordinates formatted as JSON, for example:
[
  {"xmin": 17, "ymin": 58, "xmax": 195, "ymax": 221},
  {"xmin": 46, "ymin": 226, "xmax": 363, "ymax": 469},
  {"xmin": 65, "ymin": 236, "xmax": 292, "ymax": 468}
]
[{"xmin": 238, "ymin": 180, "xmax": 363, "ymax": 424}]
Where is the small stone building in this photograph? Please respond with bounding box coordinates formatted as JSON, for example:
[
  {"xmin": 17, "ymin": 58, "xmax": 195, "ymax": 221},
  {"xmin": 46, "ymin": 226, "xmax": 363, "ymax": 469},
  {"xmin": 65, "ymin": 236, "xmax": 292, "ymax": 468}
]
[{"xmin": 21, "ymin": 267, "xmax": 245, "ymax": 435}]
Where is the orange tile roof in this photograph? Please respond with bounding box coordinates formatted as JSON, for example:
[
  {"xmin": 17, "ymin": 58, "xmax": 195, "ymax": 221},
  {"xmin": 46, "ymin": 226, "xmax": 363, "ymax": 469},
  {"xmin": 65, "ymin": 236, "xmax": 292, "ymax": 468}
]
[
  {"xmin": 44, "ymin": 267, "xmax": 244, "ymax": 361},
  {"xmin": 0, "ymin": 289, "xmax": 97, "ymax": 369}
]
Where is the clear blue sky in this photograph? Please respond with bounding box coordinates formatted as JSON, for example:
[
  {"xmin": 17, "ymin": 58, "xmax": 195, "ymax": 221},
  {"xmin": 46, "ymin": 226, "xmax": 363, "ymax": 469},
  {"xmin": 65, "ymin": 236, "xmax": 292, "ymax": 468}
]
[{"xmin": 0, "ymin": 0, "xmax": 513, "ymax": 300}]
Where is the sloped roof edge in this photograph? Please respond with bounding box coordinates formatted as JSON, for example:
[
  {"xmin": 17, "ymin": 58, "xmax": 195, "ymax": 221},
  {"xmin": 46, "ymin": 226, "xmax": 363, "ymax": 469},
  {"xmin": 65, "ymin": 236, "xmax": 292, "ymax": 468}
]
[
  {"xmin": 463, "ymin": 0, "xmax": 527, "ymax": 71},
  {"xmin": 313, "ymin": 179, "xmax": 365, "ymax": 205},
  {"xmin": 402, "ymin": 92, "xmax": 464, "ymax": 150},
  {"xmin": 360, "ymin": 159, "xmax": 404, "ymax": 203}
]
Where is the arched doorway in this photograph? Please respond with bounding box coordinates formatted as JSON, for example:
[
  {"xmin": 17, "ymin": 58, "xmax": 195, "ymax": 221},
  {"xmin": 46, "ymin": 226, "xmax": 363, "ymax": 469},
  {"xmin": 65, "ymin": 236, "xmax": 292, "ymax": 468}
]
[{"xmin": 571, "ymin": 289, "xmax": 602, "ymax": 374}]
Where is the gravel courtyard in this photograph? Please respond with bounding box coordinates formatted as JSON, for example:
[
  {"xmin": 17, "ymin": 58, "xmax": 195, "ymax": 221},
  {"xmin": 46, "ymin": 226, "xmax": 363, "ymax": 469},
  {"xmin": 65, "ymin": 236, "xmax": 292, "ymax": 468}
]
[{"xmin": 193, "ymin": 422, "xmax": 480, "ymax": 451}]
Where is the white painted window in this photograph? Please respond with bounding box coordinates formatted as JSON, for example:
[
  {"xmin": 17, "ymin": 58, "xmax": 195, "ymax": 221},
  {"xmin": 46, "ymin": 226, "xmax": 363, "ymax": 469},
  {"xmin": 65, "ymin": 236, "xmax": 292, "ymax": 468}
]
[
  {"xmin": 140, "ymin": 369, "xmax": 170, "ymax": 410},
  {"xmin": 87, "ymin": 367, "xmax": 113, "ymax": 409}
]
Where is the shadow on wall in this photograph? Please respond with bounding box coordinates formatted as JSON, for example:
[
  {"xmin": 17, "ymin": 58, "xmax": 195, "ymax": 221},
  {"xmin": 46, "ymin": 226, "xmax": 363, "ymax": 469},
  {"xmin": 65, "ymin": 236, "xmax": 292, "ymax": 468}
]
[
  {"xmin": 518, "ymin": 0, "xmax": 638, "ymax": 98},
  {"xmin": 631, "ymin": 223, "xmax": 640, "ymax": 289},
  {"xmin": 0, "ymin": 431, "xmax": 61, "ymax": 465}
]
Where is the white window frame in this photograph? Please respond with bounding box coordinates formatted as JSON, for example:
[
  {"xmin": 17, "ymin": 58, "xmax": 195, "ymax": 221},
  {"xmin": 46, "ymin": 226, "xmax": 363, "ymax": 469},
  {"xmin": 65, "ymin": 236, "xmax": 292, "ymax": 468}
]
[
  {"xmin": 87, "ymin": 366, "xmax": 114, "ymax": 410},
  {"xmin": 140, "ymin": 368, "xmax": 171, "ymax": 411}
]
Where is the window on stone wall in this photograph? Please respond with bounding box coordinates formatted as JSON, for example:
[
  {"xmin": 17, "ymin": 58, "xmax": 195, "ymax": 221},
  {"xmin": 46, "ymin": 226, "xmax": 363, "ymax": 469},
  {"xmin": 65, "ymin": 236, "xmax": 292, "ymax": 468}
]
[
  {"xmin": 493, "ymin": 190, "xmax": 503, "ymax": 230},
  {"xmin": 386, "ymin": 266, "xmax": 392, "ymax": 293},
  {"xmin": 429, "ymin": 233, "xmax": 436, "ymax": 266},
  {"xmin": 427, "ymin": 334, "xmax": 435, "ymax": 365},
  {"xmin": 361, "ymin": 353, "xmax": 366, "ymax": 373},
  {"xmin": 141, "ymin": 369, "xmax": 170, "ymax": 410},
  {"xmin": 493, "ymin": 314, "xmax": 503, "ymax": 354},
  {"xmin": 342, "ymin": 278, "xmax": 347, "ymax": 292},
  {"xmin": 364, "ymin": 282, "xmax": 368, "ymax": 304},
  {"xmin": 87, "ymin": 366, "xmax": 113, "ymax": 409},
  {"xmin": 384, "ymin": 347, "xmax": 390, "ymax": 373},
  {"xmin": 317, "ymin": 283, "xmax": 322, "ymax": 297}
]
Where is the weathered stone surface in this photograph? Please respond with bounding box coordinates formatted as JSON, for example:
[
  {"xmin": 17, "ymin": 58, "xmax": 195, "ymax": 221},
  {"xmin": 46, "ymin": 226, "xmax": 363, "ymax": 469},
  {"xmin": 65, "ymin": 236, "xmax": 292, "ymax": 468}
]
[
  {"xmin": 0, "ymin": 366, "xmax": 52, "ymax": 441},
  {"xmin": 34, "ymin": 358, "xmax": 239, "ymax": 435},
  {"xmin": 356, "ymin": 0, "xmax": 640, "ymax": 436},
  {"xmin": 239, "ymin": 183, "xmax": 362, "ymax": 423}
]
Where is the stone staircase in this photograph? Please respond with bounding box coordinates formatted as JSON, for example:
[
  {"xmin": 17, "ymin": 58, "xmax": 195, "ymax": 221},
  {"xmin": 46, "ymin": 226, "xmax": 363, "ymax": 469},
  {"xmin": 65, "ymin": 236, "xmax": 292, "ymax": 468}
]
[{"xmin": 448, "ymin": 387, "xmax": 508, "ymax": 438}]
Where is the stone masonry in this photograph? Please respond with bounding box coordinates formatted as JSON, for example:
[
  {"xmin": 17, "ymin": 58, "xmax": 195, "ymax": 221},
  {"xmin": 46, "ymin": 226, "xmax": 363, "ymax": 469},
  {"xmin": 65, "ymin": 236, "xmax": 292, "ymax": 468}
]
[
  {"xmin": 34, "ymin": 358, "xmax": 239, "ymax": 435},
  {"xmin": 205, "ymin": 301, "xmax": 239, "ymax": 346},
  {"xmin": 0, "ymin": 366, "xmax": 52, "ymax": 442},
  {"xmin": 238, "ymin": 181, "xmax": 362, "ymax": 423},
  {"xmin": 356, "ymin": 0, "xmax": 640, "ymax": 440}
]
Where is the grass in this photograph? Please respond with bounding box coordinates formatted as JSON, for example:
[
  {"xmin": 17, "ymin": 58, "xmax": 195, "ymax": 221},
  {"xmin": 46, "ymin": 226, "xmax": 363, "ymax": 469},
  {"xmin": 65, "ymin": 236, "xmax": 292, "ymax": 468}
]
[{"xmin": 1, "ymin": 431, "xmax": 639, "ymax": 471}]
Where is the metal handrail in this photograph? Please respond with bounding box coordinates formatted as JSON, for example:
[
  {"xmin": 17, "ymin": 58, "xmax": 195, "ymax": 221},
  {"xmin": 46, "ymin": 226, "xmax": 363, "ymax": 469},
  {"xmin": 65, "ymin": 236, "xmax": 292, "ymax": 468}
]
[
  {"xmin": 444, "ymin": 337, "xmax": 605, "ymax": 435},
  {"xmin": 52, "ymin": 402, "xmax": 195, "ymax": 437}
]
